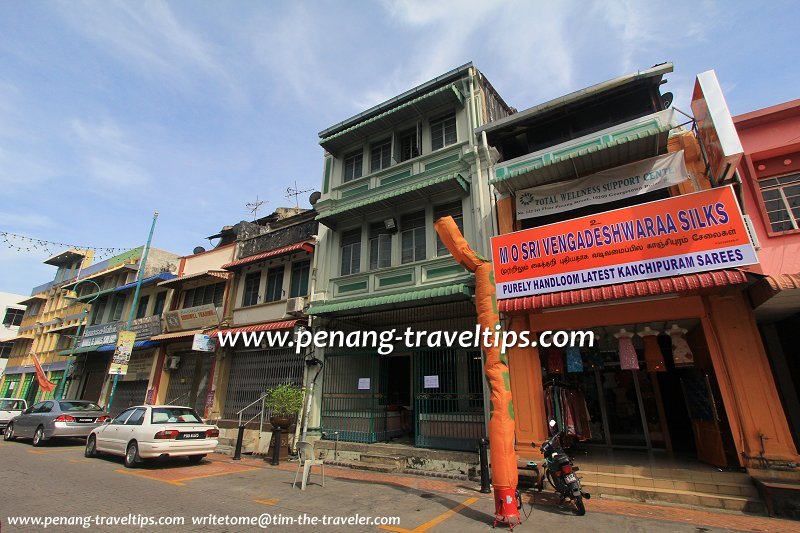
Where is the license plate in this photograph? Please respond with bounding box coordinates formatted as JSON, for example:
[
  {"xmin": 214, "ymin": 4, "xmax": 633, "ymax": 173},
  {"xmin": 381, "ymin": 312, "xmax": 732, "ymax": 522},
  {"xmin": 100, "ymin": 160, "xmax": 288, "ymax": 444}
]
[
  {"xmin": 179, "ymin": 432, "xmax": 205, "ymax": 440},
  {"xmin": 564, "ymin": 473, "xmax": 577, "ymax": 483},
  {"xmin": 76, "ymin": 418, "xmax": 95, "ymax": 423}
]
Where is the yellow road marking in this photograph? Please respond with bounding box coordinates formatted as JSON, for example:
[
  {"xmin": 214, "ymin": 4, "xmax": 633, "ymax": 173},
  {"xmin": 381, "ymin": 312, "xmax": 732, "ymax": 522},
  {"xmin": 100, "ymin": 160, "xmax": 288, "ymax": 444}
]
[
  {"xmin": 27, "ymin": 448, "xmax": 78, "ymax": 454},
  {"xmin": 69, "ymin": 459, "xmax": 91, "ymax": 463},
  {"xmin": 379, "ymin": 497, "xmax": 478, "ymax": 533},
  {"xmin": 114, "ymin": 466, "xmax": 260, "ymax": 487},
  {"xmin": 172, "ymin": 467, "xmax": 260, "ymax": 483},
  {"xmin": 115, "ymin": 469, "xmax": 186, "ymax": 486},
  {"xmin": 254, "ymin": 499, "xmax": 278, "ymax": 506}
]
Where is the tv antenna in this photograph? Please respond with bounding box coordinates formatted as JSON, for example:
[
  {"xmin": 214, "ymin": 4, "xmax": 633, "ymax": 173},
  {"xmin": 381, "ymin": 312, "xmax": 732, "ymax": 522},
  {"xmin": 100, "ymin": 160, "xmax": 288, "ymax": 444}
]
[
  {"xmin": 286, "ymin": 181, "xmax": 313, "ymax": 208},
  {"xmin": 245, "ymin": 195, "xmax": 266, "ymax": 220}
]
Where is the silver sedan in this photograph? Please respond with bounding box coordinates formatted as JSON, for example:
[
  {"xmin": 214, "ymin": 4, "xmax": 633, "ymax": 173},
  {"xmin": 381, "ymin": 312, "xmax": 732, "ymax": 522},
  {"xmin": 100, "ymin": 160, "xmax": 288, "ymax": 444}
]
[{"xmin": 3, "ymin": 399, "xmax": 110, "ymax": 446}]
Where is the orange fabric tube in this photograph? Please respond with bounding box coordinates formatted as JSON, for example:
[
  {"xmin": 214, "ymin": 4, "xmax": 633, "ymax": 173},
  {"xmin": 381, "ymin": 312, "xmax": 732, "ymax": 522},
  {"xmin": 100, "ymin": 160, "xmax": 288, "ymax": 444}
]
[{"xmin": 435, "ymin": 216, "xmax": 519, "ymax": 519}]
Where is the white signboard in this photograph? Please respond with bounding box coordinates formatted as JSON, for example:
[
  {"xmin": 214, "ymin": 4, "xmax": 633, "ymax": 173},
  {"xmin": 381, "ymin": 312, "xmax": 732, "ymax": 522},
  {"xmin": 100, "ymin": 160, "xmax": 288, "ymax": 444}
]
[
  {"xmin": 516, "ymin": 151, "xmax": 689, "ymax": 220},
  {"xmin": 357, "ymin": 378, "xmax": 371, "ymax": 390},
  {"xmin": 192, "ymin": 334, "xmax": 216, "ymax": 352},
  {"xmin": 423, "ymin": 375, "xmax": 440, "ymax": 389}
]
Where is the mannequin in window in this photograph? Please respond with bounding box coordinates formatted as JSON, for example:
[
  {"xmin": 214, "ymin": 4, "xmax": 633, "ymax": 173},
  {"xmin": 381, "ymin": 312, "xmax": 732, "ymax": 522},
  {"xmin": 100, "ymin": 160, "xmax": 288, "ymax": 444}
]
[{"xmin": 614, "ymin": 328, "xmax": 639, "ymax": 370}]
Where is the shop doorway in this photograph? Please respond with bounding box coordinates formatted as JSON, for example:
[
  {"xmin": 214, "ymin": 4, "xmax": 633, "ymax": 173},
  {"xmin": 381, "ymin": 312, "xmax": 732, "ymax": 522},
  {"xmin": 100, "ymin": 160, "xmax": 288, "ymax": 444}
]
[{"xmin": 385, "ymin": 354, "xmax": 412, "ymax": 440}]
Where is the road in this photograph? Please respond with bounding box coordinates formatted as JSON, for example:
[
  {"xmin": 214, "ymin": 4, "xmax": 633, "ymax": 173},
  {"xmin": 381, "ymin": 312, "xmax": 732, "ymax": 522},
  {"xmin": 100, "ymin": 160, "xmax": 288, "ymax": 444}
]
[{"xmin": 1, "ymin": 437, "xmax": 793, "ymax": 532}]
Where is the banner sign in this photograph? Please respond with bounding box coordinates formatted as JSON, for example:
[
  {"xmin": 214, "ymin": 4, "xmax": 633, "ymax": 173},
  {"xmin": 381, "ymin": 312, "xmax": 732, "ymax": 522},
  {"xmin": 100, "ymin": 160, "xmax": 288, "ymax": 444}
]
[
  {"xmin": 164, "ymin": 304, "xmax": 219, "ymax": 332},
  {"xmin": 691, "ymin": 70, "xmax": 743, "ymax": 185},
  {"xmin": 492, "ymin": 186, "xmax": 758, "ymax": 299},
  {"xmin": 192, "ymin": 333, "xmax": 216, "ymax": 352},
  {"xmin": 516, "ymin": 151, "xmax": 689, "ymax": 220},
  {"xmin": 130, "ymin": 314, "xmax": 162, "ymax": 339},
  {"xmin": 109, "ymin": 330, "xmax": 136, "ymax": 375},
  {"xmin": 80, "ymin": 322, "xmax": 123, "ymax": 348}
]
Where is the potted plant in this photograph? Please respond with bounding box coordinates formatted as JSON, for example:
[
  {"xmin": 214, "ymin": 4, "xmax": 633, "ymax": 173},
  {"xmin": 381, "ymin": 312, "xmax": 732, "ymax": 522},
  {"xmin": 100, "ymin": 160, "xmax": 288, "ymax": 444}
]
[{"xmin": 265, "ymin": 383, "xmax": 305, "ymax": 430}]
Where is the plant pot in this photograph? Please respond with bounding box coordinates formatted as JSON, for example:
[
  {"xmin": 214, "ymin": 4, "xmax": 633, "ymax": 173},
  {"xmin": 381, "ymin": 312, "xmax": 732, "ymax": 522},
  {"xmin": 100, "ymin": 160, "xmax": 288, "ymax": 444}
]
[{"xmin": 269, "ymin": 416, "xmax": 292, "ymax": 430}]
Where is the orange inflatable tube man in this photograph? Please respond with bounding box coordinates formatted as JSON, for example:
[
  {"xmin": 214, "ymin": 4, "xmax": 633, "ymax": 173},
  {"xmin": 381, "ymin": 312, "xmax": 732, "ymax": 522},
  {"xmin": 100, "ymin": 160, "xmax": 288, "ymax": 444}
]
[{"xmin": 435, "ymin": 216, "xmax": 519, "ymax": 528}]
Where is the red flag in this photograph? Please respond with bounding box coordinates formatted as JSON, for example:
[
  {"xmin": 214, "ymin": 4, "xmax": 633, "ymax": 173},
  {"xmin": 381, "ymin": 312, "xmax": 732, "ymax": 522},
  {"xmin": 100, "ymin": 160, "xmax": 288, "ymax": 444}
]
[{"xmin": 31, "ymin": 353, "xmax": 56, "ymax": 393}]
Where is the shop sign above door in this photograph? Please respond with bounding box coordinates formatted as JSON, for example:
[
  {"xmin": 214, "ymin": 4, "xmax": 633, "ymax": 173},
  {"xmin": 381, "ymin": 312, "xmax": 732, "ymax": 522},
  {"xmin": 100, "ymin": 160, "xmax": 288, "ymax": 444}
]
[
  {"xmin": 492, "ymin": 185, "xmax": 758, "ymax": 299},
  {"xmin": 164, "ymin": 304, "xmax": 220, "ymax": 332},
  {"xmin": 515, "ymin": 151, "xmax": 690, "ymax": 220}
]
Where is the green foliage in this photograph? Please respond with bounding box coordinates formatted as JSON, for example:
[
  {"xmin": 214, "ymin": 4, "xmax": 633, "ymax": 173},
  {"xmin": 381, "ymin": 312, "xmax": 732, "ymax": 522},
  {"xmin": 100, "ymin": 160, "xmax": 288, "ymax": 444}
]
[{"xmin": 264, "ymin": 383, "xmax": 305, "ymax": 417}]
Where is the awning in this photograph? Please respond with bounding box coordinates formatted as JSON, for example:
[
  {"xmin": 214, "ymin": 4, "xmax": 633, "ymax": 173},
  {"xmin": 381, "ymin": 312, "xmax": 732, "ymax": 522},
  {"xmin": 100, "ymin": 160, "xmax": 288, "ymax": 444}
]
[
  {"xmin": 61, "ymin": 263, "xmax": 138, "ymax": 290},
  {"xmin": 319, "ymin": 83, "xmax": 464, "ymax": 153},
  {"xmin": 57, "ymin": 344, "xmax": 102, "ymax": 356},
  {"xmin": 499, "ymin": 270, "xmax": 748, "ymax": 313},
  {"xmin": 76, "ymin": 287, "xmax": 117, "ymax": 301},
  {"xmin": 4, "ymin": 360, "xmax": 68, "ymax": 375},
  {"xmin": 96, "ymin": 340, "xmax": 160, "ymax": 352},
  {"xmin": 211, "ymin": 319, "xmax": 305, "ymax": 338},
  {"xmin": 749, "ymin": 273, "xmax": 800, "ymax": 322},
  {"xmin": 115, "ymin": 272, "xmax": 177, "ymax": 292},
  {"xmin": 490, "ymin": 109, "xmax": 678, "ymax": 194},
  {"xmin": 222, "ymin": 242, "xmax": 314, "ymax": 270},
  {"xmin": 44, "ymin": 249, "xmax": 88, "ymax": 266},
  {"xmin": 18, "ymin": 294, "xmax": 46, "ymax": 306},
  {"xmin": 158, "ymin": 270, "xmax": 230, "ymax": 290},
  {"xmin": 308, "ymin": 283, "xmax": 473, "ymax": 316},
  {"xmin": 11, "ymin": 332, "xmax": 35, "ymax": 340},
  {"xmin": 316, "ymin": 173, "xmax": 469, "ymax": 229},
  {"xmin": 150, "ymin": 329, "xmax": 206, "ymax": 342}
]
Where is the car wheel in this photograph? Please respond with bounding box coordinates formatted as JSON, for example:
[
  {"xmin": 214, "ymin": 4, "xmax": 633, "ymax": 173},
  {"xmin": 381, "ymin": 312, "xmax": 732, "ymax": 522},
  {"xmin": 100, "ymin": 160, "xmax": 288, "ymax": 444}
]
[
  {"xmin": 188, "ymin": 454, "xmax": 206, "ymax": 464},
  {"xmin": 32, "ymin": 426, "xmax": 45, "ymax": 447},
  {"xmin": 3, "ymin": 424, "xmax": 15, "ymax": 441},
  {"xmin": 85, "ymin": 435, "xmax": 98, "ymax": 458},
  {"xmin": 124, "ymin": 441, "xmax": 140, "ymax": 468}
]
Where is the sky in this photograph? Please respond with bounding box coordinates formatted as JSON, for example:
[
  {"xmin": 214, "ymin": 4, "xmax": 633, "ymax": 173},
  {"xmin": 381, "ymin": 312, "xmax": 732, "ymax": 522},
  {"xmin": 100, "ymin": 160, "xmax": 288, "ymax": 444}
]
[{"xmin": 1, "ymin": 0, "xmax": 798, "ymax": 295}]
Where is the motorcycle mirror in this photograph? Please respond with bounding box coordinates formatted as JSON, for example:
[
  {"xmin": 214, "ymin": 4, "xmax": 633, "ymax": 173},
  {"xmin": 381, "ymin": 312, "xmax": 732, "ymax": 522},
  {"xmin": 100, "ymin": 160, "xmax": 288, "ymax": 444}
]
[{"xmin": 549, "ymin": 419, "xmax": 557, "ymax": 428}]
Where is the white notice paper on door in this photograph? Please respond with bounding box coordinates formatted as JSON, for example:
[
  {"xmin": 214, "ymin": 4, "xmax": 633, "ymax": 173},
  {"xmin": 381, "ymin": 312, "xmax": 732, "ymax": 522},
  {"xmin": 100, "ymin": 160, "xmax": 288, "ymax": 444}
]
[
  {"xmin": 357, "ymin": 378, "xmax": 371, "ymax": 390},
  {"xmin": 424, "ymin": 375, "xmax": 439, "ymax": 389}
]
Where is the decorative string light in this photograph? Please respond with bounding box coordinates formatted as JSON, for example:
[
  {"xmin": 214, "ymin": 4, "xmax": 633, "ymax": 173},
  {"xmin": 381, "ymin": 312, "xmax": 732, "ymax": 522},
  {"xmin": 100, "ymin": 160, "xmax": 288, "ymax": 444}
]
[{"xmin": 0, "ymin": 231, "xmax": 134, "ymax": 261}]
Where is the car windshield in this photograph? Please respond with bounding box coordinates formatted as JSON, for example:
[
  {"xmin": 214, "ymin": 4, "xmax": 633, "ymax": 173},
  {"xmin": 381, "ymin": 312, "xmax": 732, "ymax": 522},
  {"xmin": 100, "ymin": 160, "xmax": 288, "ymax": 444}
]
[
  {"xmin": 151, "ymin": 407, "xmax": 203, "ymax": 424},
  {"xmin": 0, "ymin": 400, "xmax": 24, "ymax": 410},
  {"xmin": 59, "ymin": 401, "xmax": 103, "ymax": 412}
]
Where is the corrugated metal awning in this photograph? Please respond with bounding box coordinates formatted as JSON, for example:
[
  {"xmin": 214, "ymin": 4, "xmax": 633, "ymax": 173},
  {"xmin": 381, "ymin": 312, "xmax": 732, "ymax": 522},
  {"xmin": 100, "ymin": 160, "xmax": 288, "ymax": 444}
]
[
  {"xmin": 96, "ymin": 340, "xmax": 160, "ymax": 352},
  {"xmin": 499, "ymin": 270, "xmax": 748, "ymax": 313},
  {"xmin": 316, "ymin": 173, "xmax": 469, "ymax": 229},
  {"xmin": 115, "ymin": 272, "xmax": 176, "ymax": 292},
  {"xmin": 222, "ymin": 242, "xmax": 314, "ymax": 270},
  {"xmin": 17, "ymin": 294, "xmax": 47, "ymax": 306},
  {"xmin": 308, "ymin": 283, "xmax": 473, "ymax": 316},
  {"xmin": 210, "ymin": 319, "xmax": 305, "ymax": 338},
  {"xmin": 150, "ymin": 329, "xmax": 206, "ymax": 341},
  {"xmin": 157, "ymin": 270, "xmax": 230, "ymax": 289}
]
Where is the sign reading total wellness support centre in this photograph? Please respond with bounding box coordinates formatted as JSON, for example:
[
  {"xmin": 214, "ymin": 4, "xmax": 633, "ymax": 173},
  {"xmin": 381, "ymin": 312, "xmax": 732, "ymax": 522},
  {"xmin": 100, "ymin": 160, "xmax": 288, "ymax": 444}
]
[{"xmin": 492, "ymin": 186, "xmax": 758, "ymax": 299}]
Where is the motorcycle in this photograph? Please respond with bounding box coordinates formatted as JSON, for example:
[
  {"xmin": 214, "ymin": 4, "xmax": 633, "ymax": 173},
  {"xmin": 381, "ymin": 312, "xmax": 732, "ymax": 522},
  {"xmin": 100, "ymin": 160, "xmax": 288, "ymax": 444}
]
[{"xmin": 528, "ymin": 419, "xmax": 590, "ymax": 516}]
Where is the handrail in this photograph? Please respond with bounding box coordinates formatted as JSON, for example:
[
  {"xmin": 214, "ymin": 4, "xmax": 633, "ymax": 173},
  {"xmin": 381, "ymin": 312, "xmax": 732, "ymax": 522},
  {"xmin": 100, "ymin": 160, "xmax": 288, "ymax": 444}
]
[
  {"xmin": 167, "ymin": 392, "xmax": 190, "ymax": 406},
  {"xmin": 236, "ymin": 393, "xmax": 268, "ymax": 417},
  {"xmin": 237, "ymin": 392, "xmax": 269, "ymax": 427}
]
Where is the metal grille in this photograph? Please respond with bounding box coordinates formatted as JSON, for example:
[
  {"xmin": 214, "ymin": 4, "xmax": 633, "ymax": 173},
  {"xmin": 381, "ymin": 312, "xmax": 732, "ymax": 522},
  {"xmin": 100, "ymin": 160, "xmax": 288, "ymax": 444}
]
[
  {"xmin": 165, "ymin": 352, "xmax": 213, "ymax": 414},
  {"xmin": 322, "ymin": 353, "xmax": 398, "ymax": 443},
  {"xmin": 415, "ymin": 349, "xmax": 485, "ymax": 451},
  {"xmin": 222, "ymin": 348, "xmax": 304, "ymax": 421},
  {"xmin": 109, "ymin": 380, "xmax": 149, "ymax": 417}
]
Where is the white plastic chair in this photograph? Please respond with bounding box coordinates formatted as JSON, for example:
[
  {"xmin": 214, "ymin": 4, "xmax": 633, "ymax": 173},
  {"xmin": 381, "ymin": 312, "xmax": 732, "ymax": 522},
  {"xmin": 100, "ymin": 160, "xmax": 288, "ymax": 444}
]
[{"xmin": 292, "ymin": 441, "xmax": 324, "ymax": 490}]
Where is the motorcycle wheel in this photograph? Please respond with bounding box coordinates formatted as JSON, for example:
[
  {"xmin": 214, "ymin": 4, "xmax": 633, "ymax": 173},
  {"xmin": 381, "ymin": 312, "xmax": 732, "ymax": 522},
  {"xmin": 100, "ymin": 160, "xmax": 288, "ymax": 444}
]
[{"xmin": 573, "ymin": 496, "xmax": 586, "ymax": 516}]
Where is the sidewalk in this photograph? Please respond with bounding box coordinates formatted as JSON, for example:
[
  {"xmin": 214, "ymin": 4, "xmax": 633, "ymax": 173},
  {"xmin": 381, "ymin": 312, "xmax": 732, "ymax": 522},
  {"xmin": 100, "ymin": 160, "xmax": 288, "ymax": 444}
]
[{"xmin": 214, "ymin": 453, "xmax": 800, "ymax": 532}]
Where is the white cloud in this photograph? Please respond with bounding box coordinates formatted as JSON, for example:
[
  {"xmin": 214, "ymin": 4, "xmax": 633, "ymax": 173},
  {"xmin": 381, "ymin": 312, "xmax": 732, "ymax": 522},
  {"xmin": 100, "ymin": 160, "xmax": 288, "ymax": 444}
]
[
  {"xmin": 0, "ymin": 212, "xmax": 52, "ymax": 229},
  {"xmin": 69, "ymin": 117, "xmax": 151, "ymax": 187}
]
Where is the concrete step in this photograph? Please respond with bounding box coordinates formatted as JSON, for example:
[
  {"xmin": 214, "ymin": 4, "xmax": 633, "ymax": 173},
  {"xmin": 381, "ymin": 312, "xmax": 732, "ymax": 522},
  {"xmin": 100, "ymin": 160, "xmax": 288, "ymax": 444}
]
[
  {"xmin": 577, "ymin": 470, "xmax": 760, "ymax": 498},
  {"xmin": 360, "ymin": 453, "xmax": 406, "ymax": 469},
  {"xmin": 326, "ymin": 460, "xmax": 398, "ymax": 474},
  {"xmin": 215, "ymin": 444, "xmax": 236, "ymax": 456}
]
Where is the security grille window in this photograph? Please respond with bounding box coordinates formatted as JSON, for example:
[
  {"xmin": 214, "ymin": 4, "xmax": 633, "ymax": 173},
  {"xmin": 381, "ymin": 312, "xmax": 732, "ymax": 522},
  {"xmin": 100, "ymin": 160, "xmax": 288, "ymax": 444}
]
[
  {"xmin": 430, "ymin": 112, "xmax": 457, "ymax": 151},
  {"xmin": 3, "ymin": 307, "xmax": 24, "ymax": 327},
  {"xmin": 434, "ymin": 201, "xmax": 464, "ymax": 256},
  {"xmin": 760, "ymin": 173, "xmax": 800, "ymax": 232},
  {"xmin": 289, "ymin": 261, "xmax": 310, "ymax": 298},
  {"xmin": 369, "ymin": 222, "xmax": 393, "ymax": 270},
  {"xmin": 135, "ymin": 295, "xmax": 150, "ymax": 319},
  {"xmin": 343, "ymin": 150, "xmax": 363, "ymax": 183},
  {"xmin": 398, "ymin": 128, "xmax": 419, "ymax": 162},
  {"xmin": 183, "ymin": 282, "xmax": 225, "ymax": 308},
  {"xmin": 152, "ymin": 292, "xmax": 167, "ymax": 316},
  {"xmin": 0, "ymin": 343, "xmax": 11, "ymax": 358},
  {"xmin": 109, "ymin": 294, "xmax": 126, "ymax": 322},
  {"xmin": 26, "ymin": 301, "xmax": 42, "ymax": 317},
  {"xmin": 91, "ymin": 297, "xmax": 107, "ymax": 325},
  {"xmin": 370, "ymin": 139, "xmax": 392, "ymax": 172},
  {"xmin": 242, "ymin": 271, "xmax": 262, "ymax": 307},
  {"xmin": 340, "ymin": 228, "xmax": 362, "ymax": 275},
  {"xmin": 401, "ymin": 211, "xmax": 426, "ymax": 264},
  {"xmin": 265, "ymin": 267, "xmax": 284, "ymax": 302}
]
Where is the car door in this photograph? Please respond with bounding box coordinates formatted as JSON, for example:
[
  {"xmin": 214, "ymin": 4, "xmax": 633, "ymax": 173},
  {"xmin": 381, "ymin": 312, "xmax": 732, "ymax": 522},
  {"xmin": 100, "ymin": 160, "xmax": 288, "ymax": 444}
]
[
  {"xmin": 97, "ymin": 409, "xmax": 134, "ymax": 454},
  {"xmin": 119, "ymin": 408, "xmax": 146, "ymax": 451},
  {"xmin": 17, "ymin": 402, "xmax": 43, "ymax": 437},
  {"xmin": 36, "ymin": 401, "xmax": 55, "ymax": 435}
]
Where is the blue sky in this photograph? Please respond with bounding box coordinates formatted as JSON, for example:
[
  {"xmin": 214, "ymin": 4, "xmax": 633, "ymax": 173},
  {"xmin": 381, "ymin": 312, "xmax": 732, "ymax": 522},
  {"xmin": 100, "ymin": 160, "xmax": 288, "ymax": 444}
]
[{"xmin": 1, "ymin": 0, "xmax": 797, "ymax": 295}]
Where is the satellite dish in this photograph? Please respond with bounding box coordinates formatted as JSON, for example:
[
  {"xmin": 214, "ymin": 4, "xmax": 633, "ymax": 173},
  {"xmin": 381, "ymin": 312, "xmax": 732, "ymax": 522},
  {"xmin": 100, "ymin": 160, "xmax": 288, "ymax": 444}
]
[
  {"xmin": 661, "ymin": 92, "xmax": 674, "ymax": 109},
  {"xmin": 309, "ymin": 191, "xmax": 322, "ymax": 205},
  {"xmin": 193, "ymin": 246, "xmax": 206, "ymax": 255}
]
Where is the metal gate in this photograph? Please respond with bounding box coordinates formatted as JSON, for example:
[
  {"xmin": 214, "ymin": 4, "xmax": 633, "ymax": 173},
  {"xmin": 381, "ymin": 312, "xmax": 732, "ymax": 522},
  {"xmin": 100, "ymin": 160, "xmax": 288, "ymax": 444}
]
[
  {"xmin": 321, "ymin": 353, "xmax": 392, "ymax": 443},
  {"xmin": 109, "ymin": 380, "xmax": 149, "ymax": 416},
  {"xmin": 164, "ymin": 352, "xmax": 212, "ymax": 414},
  {"xmin": 414, "ymin": 349, "xmax": 485, "ymax": 451}
]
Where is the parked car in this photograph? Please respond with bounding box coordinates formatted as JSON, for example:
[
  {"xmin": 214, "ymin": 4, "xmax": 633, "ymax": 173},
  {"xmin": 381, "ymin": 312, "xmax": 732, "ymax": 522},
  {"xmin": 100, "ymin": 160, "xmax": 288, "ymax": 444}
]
[
  {"xmin": 0, "ymin": 398, "xmax": 27, "ymax": 430},
  {"xmin": 85, "ymin": 405, "xmax": 219, "ymax": 468},
  {"xmin": 3, "ymin": 400, "xmax": 109, "ymax": 446}
]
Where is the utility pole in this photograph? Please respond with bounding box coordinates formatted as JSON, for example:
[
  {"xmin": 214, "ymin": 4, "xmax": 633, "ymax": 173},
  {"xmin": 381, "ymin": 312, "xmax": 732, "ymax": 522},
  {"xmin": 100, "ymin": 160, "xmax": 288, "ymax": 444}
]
[{"xmin": 106, "ymin": 212, "xmax": 158, "ymax": 413}]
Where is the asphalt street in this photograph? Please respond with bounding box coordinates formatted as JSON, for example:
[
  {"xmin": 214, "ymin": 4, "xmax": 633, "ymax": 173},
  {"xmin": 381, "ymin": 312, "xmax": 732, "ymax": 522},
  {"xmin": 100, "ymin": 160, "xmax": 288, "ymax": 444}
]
[{"xmin": 0, "ymin": 437, "xmax": 781, "ymax": 533}]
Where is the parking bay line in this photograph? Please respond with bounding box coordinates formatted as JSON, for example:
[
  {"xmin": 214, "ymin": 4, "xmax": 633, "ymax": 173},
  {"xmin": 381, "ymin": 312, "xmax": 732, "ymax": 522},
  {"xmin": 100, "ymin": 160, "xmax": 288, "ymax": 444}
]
[
  {"xmin": 378, "ymin": 497, "xmax": 479, "ymax": 533},
  {"xmin": 254, "ymin": 499, "xmax": 278, "ymax": 506},
  {"xmin": 114, "ymin": 466, "xmax": 261, "ymax": 487},
  {"xmin": 27, "ymin": 448, "xmax": 80, "ymax": 455}
]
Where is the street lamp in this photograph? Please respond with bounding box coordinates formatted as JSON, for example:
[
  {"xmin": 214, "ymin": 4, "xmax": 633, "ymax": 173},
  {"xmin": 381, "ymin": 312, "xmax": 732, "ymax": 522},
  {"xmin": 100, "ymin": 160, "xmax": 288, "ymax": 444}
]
[{"xmin": 54, "ymin": 278, "xmax": 101, "ymax": 400}]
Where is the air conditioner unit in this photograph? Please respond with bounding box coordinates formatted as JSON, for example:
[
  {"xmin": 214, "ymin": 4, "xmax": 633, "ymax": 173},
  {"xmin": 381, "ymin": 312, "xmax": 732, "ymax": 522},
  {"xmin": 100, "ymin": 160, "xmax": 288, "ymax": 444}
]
[
  {"xmin": 743, "ymin": 215, "xmax": 761, "ymax": 250},
  {"xmin": 286, "ymin": 297, "xmax": 306, "ymax": 316},
  {"xmin": 165, "ymin": 356, "xmax": 181, "ymax": 371}
]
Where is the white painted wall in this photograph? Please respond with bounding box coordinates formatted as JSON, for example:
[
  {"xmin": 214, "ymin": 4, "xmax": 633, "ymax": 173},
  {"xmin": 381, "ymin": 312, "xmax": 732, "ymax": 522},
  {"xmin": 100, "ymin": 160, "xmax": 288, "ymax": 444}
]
[{"xmin": 0, "ymin": 292, "xmax": 27, "ymax": 342}]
